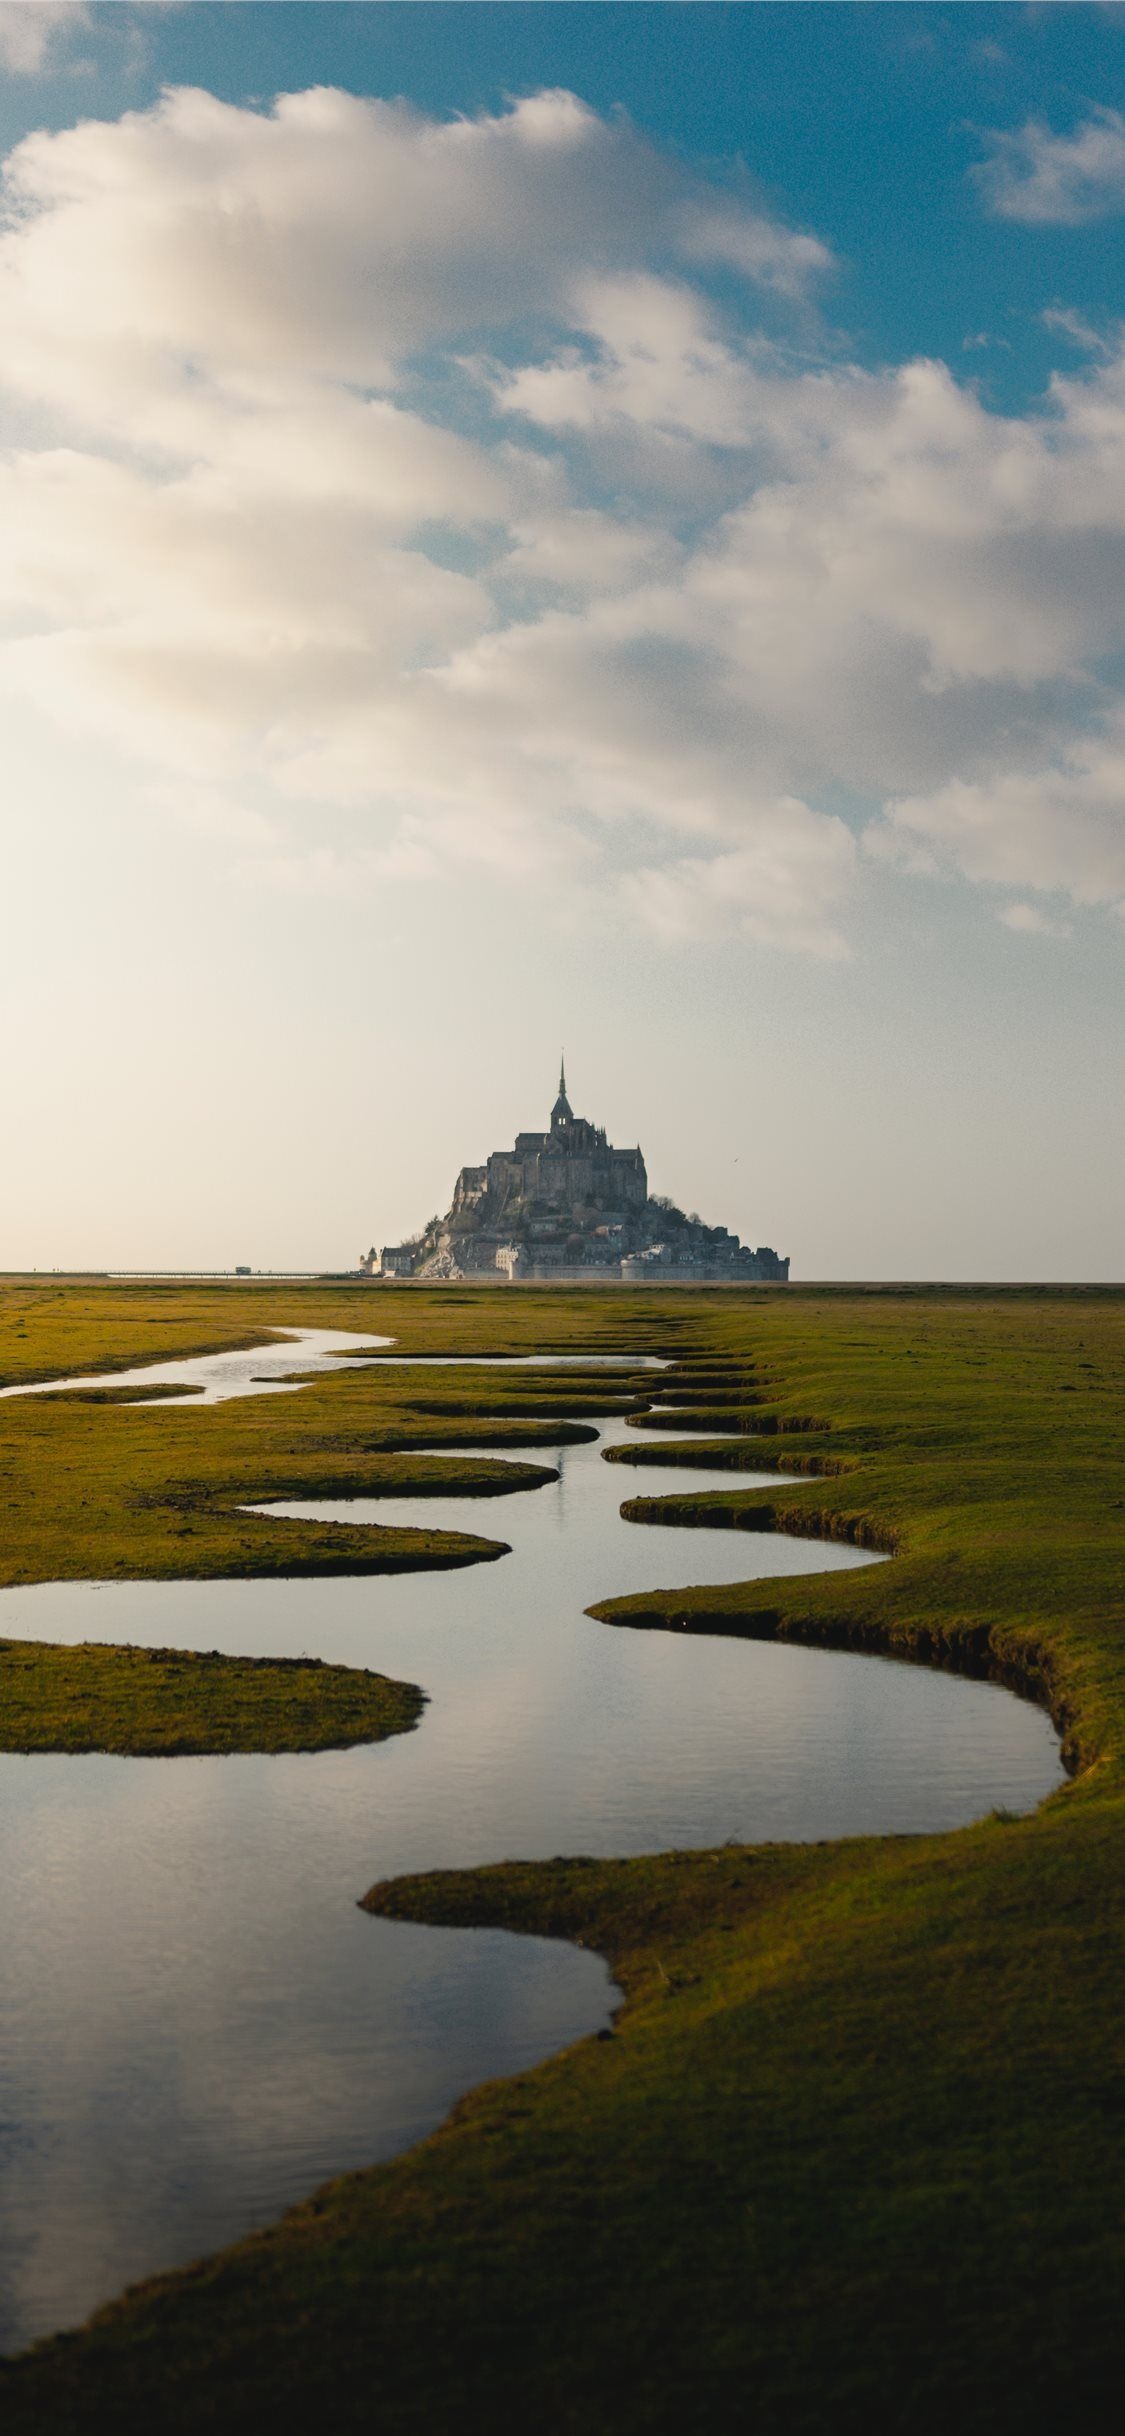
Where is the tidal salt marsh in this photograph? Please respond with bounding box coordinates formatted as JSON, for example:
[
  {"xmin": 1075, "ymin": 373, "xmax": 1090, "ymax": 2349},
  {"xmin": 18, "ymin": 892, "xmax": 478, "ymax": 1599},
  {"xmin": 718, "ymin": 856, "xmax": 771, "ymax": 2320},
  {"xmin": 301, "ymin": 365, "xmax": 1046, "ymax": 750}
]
[{"xmin": 0, "ymin": 1329, "xmax": 1062, "ymax": 2352}]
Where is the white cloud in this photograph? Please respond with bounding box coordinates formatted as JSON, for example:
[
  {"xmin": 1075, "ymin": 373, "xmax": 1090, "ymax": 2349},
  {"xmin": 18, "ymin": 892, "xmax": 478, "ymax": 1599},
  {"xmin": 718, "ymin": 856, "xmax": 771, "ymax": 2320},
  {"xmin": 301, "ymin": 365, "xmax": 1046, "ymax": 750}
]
[
  {"xmin": 876, "ymin": 744, "xmax": 1125, "ymax": 914},
  {"xmin": 502, "ymin": 508, "xmax": 677, "ymax": 596},
  {"xmin": 997, "ymin": 902, "xmax": 1071, "ymax": 937},
  {"xmin": 494, "ymin": 273, "xmax": 784, "ymax": 448},
  {"xmin": 0, "ymin": 4, "xmax": 89, "ymax": 76},
  {"xmin": 976, "ymin": 107, "xmax": 1125, "ymax": 225},
  {"xmin": 622, "ymin": 806, "xmax": 856, "ymax": 957},
  {"xmin": 676, "ymin": 201, "xmax": 834, "ymax": 296},
  {"xmin": 0, "ymin": 442, "xmax": 493, "ymax": 766},
  {"xmin": 1041, "ymin": 306, "xmax": 1113, "ymax": 356}
]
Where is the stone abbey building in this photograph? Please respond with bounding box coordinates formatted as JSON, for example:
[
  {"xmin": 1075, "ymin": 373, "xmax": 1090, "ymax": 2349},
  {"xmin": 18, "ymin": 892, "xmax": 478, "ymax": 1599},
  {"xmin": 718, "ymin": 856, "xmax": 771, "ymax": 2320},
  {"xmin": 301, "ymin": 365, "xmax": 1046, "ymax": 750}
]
[{"xmin": 361, "ymin": 1064, "xmax": 789, "ymax": 1284}]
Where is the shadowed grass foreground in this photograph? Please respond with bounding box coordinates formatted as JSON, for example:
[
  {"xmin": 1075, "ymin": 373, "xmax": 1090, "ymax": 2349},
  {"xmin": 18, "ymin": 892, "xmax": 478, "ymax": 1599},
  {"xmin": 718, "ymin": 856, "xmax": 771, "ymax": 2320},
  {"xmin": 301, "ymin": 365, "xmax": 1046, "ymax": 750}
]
[{"xmin": 0, "ymin": 1278, "xmax": 1123, "ymax": 2431}]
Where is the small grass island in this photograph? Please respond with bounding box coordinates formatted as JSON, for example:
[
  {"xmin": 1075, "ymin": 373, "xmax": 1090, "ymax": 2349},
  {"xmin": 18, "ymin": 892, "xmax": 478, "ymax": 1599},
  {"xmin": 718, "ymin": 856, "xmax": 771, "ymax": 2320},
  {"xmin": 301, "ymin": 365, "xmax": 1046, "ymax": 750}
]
[{"xmin": 0, "ymin": 1636, "xmax": 424, "ymax": 1757}]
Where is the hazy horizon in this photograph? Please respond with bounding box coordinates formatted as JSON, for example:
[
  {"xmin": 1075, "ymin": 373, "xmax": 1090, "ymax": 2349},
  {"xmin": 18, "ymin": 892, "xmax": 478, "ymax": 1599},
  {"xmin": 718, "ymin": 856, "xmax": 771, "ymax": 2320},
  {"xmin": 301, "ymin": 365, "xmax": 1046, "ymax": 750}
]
[{"xmin": 2, "ymin": 3, "xmax": 1123, "ymax": 1281}]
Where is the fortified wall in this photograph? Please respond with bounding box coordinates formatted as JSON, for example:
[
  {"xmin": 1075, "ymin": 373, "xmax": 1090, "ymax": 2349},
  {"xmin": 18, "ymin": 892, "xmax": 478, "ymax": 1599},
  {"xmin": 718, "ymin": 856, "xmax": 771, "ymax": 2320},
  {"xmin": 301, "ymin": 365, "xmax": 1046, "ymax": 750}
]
[{"xmin": 360, "ymin": 1065, "xmax": 789, "ymax": 1284}]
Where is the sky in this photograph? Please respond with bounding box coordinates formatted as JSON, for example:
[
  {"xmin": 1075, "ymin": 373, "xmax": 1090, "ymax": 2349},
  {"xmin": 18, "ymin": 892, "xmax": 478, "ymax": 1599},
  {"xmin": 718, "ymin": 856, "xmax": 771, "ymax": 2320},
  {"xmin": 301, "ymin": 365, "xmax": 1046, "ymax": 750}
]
[{"xmin": 1, "ymin": 2, "xmax": 1123, "ymax": 1280}]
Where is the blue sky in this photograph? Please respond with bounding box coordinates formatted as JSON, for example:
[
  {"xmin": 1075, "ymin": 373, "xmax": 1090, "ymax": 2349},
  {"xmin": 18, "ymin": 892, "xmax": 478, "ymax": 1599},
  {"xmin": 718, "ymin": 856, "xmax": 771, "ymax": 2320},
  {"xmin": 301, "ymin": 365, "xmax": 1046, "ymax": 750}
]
[{"xmin": 1, "ymin": 4, "xmax": 1123, "ymax": 1276}]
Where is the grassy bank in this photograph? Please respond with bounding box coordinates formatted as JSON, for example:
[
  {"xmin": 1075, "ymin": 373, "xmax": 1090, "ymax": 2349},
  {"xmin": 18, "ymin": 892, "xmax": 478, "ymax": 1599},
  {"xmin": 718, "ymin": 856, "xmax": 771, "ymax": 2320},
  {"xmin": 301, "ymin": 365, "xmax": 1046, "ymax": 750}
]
[
  {"xmin": 0, "ymin": 1637, "xmax": 424, "ymax": 1755},
  {"xmin": 0, "ymin": 1370, "xmax": 616, "ymax": 1592},
  {"xmin": 1, "ymin": 1282, "xmax": 1123, "ymax": 2429}
]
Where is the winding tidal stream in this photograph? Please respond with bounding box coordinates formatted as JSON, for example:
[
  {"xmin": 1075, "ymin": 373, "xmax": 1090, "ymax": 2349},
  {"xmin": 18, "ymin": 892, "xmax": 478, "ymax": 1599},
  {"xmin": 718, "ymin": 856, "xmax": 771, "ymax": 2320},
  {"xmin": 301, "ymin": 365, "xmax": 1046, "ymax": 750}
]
[{"xmin": 0, "ymin": 1331, "xmax": 1063, "ymax": 2351}]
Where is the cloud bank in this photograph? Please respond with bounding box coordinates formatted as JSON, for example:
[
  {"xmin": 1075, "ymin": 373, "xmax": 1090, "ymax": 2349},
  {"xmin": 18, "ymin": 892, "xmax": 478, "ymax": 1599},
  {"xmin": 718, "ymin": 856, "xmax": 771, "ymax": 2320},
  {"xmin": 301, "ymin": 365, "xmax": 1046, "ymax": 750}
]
[{"xmin": 2, "ymin": 83, "xmax": 1124, "ymax": 950}]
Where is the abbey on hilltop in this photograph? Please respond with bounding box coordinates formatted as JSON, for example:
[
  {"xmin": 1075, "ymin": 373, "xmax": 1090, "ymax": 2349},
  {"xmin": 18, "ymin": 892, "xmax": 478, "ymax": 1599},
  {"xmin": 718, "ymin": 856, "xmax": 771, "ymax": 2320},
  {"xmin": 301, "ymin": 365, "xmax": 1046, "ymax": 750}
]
[{"xmin": 360, "ymin": 1062, "xmax": 789, "ymax": 1284}]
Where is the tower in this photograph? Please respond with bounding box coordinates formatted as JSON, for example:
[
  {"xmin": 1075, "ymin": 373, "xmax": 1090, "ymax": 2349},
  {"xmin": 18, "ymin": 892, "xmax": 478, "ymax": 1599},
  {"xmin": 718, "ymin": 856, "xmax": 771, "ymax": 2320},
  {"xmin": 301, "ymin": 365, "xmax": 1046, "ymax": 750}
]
[{"xmin": 551, "ymin": 1054, "xmax": 573, "ymax": 1133}]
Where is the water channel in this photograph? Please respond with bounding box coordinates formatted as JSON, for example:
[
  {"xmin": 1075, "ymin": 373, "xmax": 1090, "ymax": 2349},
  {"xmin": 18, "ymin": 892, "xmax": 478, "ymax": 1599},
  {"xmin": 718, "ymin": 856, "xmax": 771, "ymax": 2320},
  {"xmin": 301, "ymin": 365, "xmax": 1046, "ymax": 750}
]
[{"xmin": 0, "ymin": 1330, "xmax": 1064, "ymax": 2351}]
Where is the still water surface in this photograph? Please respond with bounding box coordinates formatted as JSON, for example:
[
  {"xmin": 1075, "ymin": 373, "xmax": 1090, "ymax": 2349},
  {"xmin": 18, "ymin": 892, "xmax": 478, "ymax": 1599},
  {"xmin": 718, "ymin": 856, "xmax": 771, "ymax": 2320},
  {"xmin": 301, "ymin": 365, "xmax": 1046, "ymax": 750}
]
[
  {"xmin": 0, "ymin": 1332, "xmax": 1063, "ymax": 2350},
  {"xmin": 0, "ymin": 1325, "xmax": 395, "ymax": 1405}
]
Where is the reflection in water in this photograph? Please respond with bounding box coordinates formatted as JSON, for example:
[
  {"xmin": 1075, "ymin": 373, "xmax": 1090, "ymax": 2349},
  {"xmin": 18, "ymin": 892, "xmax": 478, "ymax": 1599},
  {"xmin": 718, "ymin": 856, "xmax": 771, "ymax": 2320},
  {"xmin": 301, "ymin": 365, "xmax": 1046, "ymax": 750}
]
[
  {"xmin": 0, "ymin": 1327, "xmax": 395, "ymax": 1406},
  {"xmin": 0, "ymin": 1337, "xmax": 1064, "ymax": 2353}
]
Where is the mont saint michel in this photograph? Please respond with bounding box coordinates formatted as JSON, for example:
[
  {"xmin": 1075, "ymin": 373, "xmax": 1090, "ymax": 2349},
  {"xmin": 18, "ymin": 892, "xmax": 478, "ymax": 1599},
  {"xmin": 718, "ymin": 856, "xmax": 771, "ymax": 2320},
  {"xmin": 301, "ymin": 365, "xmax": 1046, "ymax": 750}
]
[{"xmin": 361, "ymin": 1064, "xmax": 789, "ymax": 1283}]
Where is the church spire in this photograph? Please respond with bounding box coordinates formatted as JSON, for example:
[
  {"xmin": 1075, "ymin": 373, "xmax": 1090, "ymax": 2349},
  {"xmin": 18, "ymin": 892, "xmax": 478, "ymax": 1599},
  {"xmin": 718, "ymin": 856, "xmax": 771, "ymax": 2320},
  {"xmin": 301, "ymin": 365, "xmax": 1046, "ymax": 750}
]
[{"xmin": 551, "ymin": 1052, "xmax": 573, "ymax": 1130}]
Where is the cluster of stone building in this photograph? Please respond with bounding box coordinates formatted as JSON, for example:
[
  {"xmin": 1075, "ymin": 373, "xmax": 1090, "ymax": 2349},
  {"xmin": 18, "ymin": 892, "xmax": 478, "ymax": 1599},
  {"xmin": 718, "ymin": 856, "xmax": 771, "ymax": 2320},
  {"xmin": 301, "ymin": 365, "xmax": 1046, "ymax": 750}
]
[{"xmin": 359, "ymin": 1065, "xmax": 789, "ymax": 1285}]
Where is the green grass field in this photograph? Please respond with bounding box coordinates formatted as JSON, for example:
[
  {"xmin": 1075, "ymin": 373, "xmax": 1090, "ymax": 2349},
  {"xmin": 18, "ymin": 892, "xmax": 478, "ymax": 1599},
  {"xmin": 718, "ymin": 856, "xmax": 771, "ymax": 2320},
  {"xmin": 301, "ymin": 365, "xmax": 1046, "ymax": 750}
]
[{"xmin": 0, "ymin": 1276, "xmax": 1122, "ymax": 2431}]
